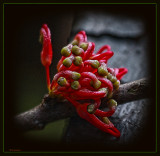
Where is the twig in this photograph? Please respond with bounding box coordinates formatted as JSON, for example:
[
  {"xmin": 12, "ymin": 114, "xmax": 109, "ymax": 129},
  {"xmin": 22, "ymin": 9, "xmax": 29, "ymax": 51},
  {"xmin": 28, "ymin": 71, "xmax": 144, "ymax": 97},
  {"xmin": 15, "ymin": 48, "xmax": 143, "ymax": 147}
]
[{"xmin": 14, "ymin": 78, "xmax": 151, "ymax": 132}]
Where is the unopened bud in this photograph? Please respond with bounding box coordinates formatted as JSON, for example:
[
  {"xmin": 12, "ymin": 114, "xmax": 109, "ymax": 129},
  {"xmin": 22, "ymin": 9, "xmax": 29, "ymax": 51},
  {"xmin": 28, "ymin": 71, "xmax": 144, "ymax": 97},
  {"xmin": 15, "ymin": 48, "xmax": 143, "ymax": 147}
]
[
  {"xmin": 63, "ymin": 58, "xmax": 72, "ymax": 67},
  {"xmin": 71, "ymin": 81, "xmax": 81, "ymax": 90},
  {"xmin": 72, "ymin": 40, "xmax": 79, "ymax": 46},
  {"xmin": 111, "ymin": 76, "xmax": 117, "ymax": 83},
  {"xmin": 87, "ymin": 104, "xmax": 96, "ymax": 114},
  {"xmin": 61, "ymin": 47, "xmax": 71, "ymax": 57},
  {"xmin": 98, "ymin": 66, "xmax": 108, "ymax": 76},
  {"xmin": 113, "ymin": 80, "xmax": 120, "ymax": 90},
  {"xmin": 91, "ymin": 60, "xmax": 100, "ymax": 69},
  {"xmin": 57, "ymin": 77, "xmax": 67, "ymax": 86},
  {"xmin": 73, "ymin": 56, "xmax": 83, "ymax": 66},
  {"xmin": 72, "ymin": 72, "xmax": 81, "ymax": 80},
  {"xmin": 107, "ymin": 73, "xmax": 113, "ymax": 80},
  {"xmin": 80, "ymin": 42, "xmax": 88, "ymax": 51},
  {"xmin": 72, "ymin": 45, "xmax": 83, "ymax": 56},
  {"xmin": 107, "ymin": 99, "xmax": 117, "ymax": 109},
  {"xmin": 102, "ymin": 117, "xmax": 110, "ymax": 125},
  {"xmin": 93, "ymin": 80, "xmax": 101, "ymax": 89},
  {"xmin": 98, "ymin": 88, "xmax": 108, "ymax": 94}
]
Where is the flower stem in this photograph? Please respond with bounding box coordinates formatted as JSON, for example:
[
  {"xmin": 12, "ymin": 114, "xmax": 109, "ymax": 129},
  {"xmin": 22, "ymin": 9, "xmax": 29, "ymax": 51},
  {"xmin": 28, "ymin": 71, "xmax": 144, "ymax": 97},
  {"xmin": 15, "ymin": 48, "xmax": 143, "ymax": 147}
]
[{"xmin": 45, "ymin": 65, "xmax": 50, "ymax": 91}]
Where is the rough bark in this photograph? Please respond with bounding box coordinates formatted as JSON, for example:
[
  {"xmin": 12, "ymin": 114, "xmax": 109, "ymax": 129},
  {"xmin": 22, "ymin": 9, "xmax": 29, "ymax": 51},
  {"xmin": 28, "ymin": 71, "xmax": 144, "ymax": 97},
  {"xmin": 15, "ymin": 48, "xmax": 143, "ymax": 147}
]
[{"xmin": 14, "ymin": 78, "xmax": 151, "ymax": 132}]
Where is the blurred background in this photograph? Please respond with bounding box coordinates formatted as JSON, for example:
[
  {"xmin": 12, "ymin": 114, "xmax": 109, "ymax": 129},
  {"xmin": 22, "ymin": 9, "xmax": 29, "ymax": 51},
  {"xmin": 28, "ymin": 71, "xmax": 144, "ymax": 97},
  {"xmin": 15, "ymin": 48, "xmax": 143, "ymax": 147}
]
[{"xmin": 4, "ymin": 4, "xmax": 156, "ymax": 152}]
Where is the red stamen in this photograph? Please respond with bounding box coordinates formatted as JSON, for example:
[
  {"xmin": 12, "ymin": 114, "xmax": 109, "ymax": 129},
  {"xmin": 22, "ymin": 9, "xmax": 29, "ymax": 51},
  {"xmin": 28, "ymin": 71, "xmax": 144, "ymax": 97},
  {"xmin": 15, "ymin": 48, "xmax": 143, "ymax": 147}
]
[
  {"xmin": 83, "ymin": 42, "xmax": 95, "ymax": 60},
  {"xmin": 73, "ymin": 89, "xmax": 106, "ymax": 100},
  {"xmin": 57, "ymin": 56, "xmax": 65, "ymax": 71},
  {"xmin": 90, "ymin": 51, "xmax": 114, "ymax": 60},
  {"xmin": 97, "ymin": 77, "xmax": 113, "ymax": 92},
  {"xmin": 81, "ymin": 72, "xmax": 98, "ymax": 83},
  {"xmin": 96, "ymin": 45, "xmax": 111, "ymax": 54},
  {"xmin": 116, "ymin": 68, "xmax": 128, "ymax": 80},
  {"xmin": 74, "ymin": 31, "xmax": 87, "ymax": 44},
  {"xmin": 95, "ymin": 108, "xmax": 115, "ymax": 117},
  {"xmin": 76, "ymin": 104, "xmax": 120, "ymax": 137}
]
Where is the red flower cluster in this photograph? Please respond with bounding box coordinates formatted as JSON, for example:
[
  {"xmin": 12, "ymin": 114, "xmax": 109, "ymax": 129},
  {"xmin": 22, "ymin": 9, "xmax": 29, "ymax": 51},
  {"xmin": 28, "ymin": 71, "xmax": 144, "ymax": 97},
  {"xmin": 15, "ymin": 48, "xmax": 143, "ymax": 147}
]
[{"xmin": 40, "ymin": 24, "xmax": 128, "ymax": 137}]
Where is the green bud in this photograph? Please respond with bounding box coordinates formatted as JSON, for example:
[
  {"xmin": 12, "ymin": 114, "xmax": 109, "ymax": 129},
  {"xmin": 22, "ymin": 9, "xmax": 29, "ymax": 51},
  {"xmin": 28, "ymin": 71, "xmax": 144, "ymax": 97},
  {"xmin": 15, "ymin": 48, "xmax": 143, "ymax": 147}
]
[
  {"xmin": 113, "ymin": 80, "xmax": 120, "ymax": 90},
  {"xmin": 102, "ymin": 117, "xmax": 110, "ymax": 125},
  {"xmin": 87, "ymin": 104, "xmax": 96, "ymax": 114},
  {"xmin": 80, "ymin": 42, "xmax": 88, "ymax": 51},
  {"xmin": 107, "ymin": 73, "xmax": 113, "ymax": 80},
  {"xmin": 98, "ymin": 88, "xmax": 108, "ymax": 94},
  {"xmin": 93, "ymin": 80, "xmax": 101, "ymax": 89},
  {"xmin": 98, "ymin": 66, "xmax": 108, "ymax": 76},
  {"xmin": 91, "ymin": 60, "xmax": 100, "ymax": 69},
  {"xmin": 73, "ymin": 56, "xmax": 83, "ymax": 66},
  {"xmin": 57, "ymin": 77, "xmax": 67, "ymax": 86},
  {"xmin": 107, "ymin": 99, "xmax": 117, "ymax": 109},
  {"xmin": 111, "ymin": 76, "xmax": 117, "ymax": 83},
  {"xmin": 72, "ymin": 45, "xmax": 83, "ymax": 56},
  {"xmin": 72, "ymin": 40, "xmax": 79, "ymax": 46},
  {"xmin": 63, "ymin": 58, "xmax": 72, "ymax": 67},
  {"xmin": 61, "ymin": 47, "xmax": 71, "ymax": 57},
  {"xmin": 72, "ymin": 72, "xmax": 81, "ymax": 80},
  {"xmin": 71, "ymin": 81, "xmax": 81, "ymax": 90}
]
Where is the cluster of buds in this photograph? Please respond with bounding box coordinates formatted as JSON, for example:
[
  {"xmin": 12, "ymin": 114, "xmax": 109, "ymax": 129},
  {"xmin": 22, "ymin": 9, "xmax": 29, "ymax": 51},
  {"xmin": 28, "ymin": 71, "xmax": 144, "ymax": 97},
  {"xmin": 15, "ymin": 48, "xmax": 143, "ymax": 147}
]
[{"xmin": 40, "ymin": 24, "xmax": 128, "ymax": 138}]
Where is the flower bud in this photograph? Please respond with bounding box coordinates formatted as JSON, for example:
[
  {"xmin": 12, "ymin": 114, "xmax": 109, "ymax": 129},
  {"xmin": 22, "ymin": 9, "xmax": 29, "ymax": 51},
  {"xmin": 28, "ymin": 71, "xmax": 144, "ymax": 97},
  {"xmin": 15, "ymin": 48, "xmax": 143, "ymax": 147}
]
[
  {"xmin": 93, "ymin": 80, "xmax": 101, "ymax": 89},
  {"xmin": 107, "ymin": 99, "xmax": 117, "ymax": 109},
  {"xmin": 57, "ymin": 77, "xmax": 67, "ymax": 86},
  {"xmin": 102, "ymin": 117, "xmax": 110, "ymax": 125},
  {"xmin": 71, "ymin": 81, "xmax": 81, "ymax": 90},
  {"xmin": 72, "ymin": 72, "xmax": 81, "ymax": 80},
  {"xmin": 98, "ymin": 88, "xmax": 108, "ymax": 94},
  {"xmin": 90, "ymin": 60, "xmax": 100, "ymax": 69},
  {"xmin": 73, "ymin": 56, "xmax": 83, "ymax": 66},
  {"xmin": 80, "ymin": 42, "xmax": 88, "ymax": 51},
  {"xmin": 72, "ymin": 40, "xmax": 79, "ymax": 46},
  {"xmin": 63, "ymin": 58, "xmax": 72, "ymax": 67},
  {"xmin": 107, "ymin": 73, "xmax": 113, "ymax": 80},
  {"xmin": 72, "ymin": 45, "xmax": 83, "ymax": 56},
  {"xmin": 61, "ymin": 47, "xmax": 71, "ymax": 57},
  {"xmin": 111, "ymin": 76, "xmax": 117, "ymax": 83},
  {"xmin": 87, "ymin": 104, "xmax": 96, "ymax": 114},
  {"xmin": 98, "ymin": 66, "xmax": 108, "ymax": 76},
  {"xmin": 113, "ymin": 80, "xmax": 120, "ymax": 90}
]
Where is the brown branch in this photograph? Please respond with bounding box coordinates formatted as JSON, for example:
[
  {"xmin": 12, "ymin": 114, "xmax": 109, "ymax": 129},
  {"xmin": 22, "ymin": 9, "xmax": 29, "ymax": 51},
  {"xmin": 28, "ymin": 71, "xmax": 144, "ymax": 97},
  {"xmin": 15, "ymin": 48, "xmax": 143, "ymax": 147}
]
[{"xmin": 14, "ymin": 78, "xmax": 151, "ymax": 132}]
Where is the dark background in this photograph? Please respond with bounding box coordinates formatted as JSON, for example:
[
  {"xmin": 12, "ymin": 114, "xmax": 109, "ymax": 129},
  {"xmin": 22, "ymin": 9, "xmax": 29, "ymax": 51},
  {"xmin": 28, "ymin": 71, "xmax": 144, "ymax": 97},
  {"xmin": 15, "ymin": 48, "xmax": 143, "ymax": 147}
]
[{"xmin": 3, "ymin": 4, "xmax": 157, "ymax": 153}]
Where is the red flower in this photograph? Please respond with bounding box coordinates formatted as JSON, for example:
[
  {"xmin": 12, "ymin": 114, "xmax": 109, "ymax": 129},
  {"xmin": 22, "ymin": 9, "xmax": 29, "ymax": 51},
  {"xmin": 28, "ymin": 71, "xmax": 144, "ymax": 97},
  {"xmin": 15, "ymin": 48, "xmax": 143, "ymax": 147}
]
[{"xmin": 40, "ymin": 24, "xmax": 128, "ymax": 138}]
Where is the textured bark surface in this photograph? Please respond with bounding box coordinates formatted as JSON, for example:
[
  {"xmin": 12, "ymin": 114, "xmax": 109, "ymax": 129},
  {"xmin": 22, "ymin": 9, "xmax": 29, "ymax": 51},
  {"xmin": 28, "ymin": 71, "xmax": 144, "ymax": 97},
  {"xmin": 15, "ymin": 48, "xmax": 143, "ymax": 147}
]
[{"xmin": 14, "ymin": 78, "xmax": 150, "ymax": 132}]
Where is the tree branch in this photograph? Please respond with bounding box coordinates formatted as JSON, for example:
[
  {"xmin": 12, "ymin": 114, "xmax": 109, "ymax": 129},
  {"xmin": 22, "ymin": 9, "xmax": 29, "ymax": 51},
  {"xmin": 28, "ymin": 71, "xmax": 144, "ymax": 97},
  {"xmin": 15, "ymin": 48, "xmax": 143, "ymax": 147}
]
[{"xmin": 14, "ymin": 78, "xmax": 151, "ymax": 132}]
